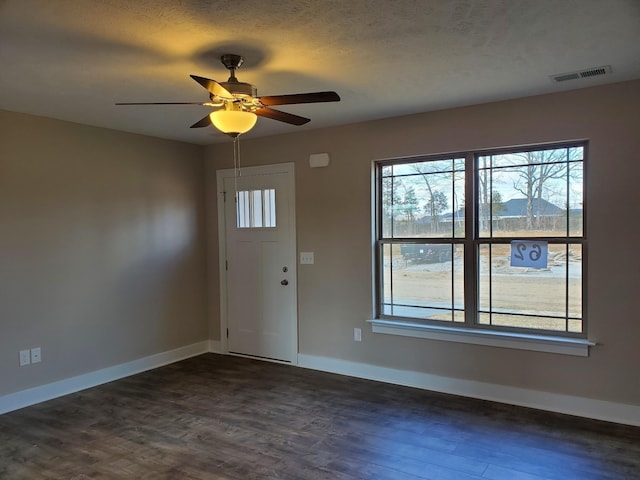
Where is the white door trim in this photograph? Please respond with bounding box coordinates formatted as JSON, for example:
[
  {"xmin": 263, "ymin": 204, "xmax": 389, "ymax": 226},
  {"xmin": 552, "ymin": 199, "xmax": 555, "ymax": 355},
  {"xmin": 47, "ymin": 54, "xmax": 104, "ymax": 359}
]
[{"xmin": 216, "ymin": 162, "xmax": 298, "ymax": 365}]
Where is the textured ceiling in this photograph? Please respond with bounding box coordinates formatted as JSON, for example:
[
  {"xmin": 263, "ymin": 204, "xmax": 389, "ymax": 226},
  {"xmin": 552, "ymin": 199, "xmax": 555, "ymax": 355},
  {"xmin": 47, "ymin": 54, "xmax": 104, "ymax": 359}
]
[{"xmin": 1, "ymin": 0, "xmax": 639, "ymax": 144}]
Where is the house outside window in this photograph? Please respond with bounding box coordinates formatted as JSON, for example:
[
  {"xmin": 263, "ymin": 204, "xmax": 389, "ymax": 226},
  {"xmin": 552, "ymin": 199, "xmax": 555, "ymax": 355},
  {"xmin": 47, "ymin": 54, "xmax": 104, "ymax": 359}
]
[{"xmin": 374, "ymin": 142, "xmax": 586, "ymax": 339}]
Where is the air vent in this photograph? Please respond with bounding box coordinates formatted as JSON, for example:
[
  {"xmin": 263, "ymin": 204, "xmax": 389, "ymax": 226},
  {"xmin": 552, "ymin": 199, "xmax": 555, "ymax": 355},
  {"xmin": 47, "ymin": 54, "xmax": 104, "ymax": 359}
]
[
  {"xmin": 554, "ymin": 73, "xmax": 580, "ymax": 82},
  {"xmin": 580, "ymin": 67, "xmax": 609, "ymax": 78},
  {"xmin": 551, "ymin": 65, "xmax": 612, "ymax": 83}
]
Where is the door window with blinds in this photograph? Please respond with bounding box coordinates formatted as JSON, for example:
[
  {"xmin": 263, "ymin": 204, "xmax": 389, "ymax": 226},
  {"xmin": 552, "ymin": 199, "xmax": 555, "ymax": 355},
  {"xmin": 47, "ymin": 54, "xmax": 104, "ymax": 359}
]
[{"xmin": 236, "ymin": 189, "xmax": 276, "ymax": 229}]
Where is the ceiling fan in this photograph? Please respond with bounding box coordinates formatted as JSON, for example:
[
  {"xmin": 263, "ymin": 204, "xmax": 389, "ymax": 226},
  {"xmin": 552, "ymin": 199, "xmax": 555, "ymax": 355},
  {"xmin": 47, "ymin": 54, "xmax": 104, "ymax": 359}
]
[{"xmin": 116, "ymin": 54, "xmax": 341, "ymax": 136}]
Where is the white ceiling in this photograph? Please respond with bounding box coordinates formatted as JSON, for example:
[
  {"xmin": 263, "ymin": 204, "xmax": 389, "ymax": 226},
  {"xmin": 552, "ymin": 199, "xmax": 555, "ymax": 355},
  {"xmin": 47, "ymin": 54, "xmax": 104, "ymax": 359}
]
[{"xmin": 1, "ymin": 0, "xmax": 639, "ymax": 145}]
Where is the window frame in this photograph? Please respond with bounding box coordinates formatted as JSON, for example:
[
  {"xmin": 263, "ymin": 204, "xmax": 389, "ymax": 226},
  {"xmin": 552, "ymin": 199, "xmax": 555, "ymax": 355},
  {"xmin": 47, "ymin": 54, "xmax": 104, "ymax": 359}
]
[{"xmin": 373, "ymin": 141, "xmax": 588, "ymax": 342}]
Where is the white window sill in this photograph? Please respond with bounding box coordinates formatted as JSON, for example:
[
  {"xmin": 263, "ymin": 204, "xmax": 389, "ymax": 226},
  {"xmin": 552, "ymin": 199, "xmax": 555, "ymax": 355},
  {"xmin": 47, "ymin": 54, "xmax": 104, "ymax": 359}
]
[{"xmin": 368, "ymin": 319, "xmax": 595, "ymax": 357}]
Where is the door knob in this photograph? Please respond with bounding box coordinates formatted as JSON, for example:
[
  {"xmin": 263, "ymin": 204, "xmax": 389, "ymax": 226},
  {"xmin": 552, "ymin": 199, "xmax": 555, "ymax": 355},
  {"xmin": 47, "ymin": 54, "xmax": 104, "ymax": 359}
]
[{"xmin": 281, "ymin": 279, "xmax": 289, "ymax": 286}]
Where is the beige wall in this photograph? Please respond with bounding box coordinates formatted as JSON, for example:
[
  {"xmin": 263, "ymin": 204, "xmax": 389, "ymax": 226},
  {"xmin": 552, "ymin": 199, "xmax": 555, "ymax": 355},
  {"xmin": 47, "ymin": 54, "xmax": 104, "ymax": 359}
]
[
  {"xmin": 0, "ymin": 110, "xmax": 208, "ymax": 396},
  {"xmin": 2, "ymin": 80, "xmax": 638, "ymax": 408},
  {"xmin": 205, "ymin": 80, "xmax": 640, "ymax": 406}
]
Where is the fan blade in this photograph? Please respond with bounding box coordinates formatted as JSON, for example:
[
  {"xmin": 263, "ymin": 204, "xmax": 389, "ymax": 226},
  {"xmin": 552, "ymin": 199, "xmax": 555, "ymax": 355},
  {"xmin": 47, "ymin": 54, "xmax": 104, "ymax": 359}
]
[
  {"xmin": 190, "ymin": 115, "xmax": 212, "ymax": 128},
  {"xmin": 115, "ymin": 102, "xmax": 207, "ymax": 105},
  {"xmin": 190, "ymin": 75, "xmax": 233, "ymax": 98},
  {"xmin": 259, "ymin": 91, "xmax": 340, "ymax": 106},
  {"xmin": 255, "ymin": 107, "xmax": 310, "ymax": 126}
]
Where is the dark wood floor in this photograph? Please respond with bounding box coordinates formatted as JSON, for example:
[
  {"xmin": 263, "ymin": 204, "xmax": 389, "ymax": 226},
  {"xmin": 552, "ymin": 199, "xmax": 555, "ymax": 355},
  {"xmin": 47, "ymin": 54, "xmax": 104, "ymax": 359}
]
[{"xmin": 1, "ymin": 354, "xmax": 639, "ymax": 480}]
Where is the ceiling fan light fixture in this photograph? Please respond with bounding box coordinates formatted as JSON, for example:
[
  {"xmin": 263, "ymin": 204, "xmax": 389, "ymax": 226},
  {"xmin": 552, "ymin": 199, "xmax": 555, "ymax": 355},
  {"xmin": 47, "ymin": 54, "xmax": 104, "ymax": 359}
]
[
  {"xmin": 209, "ymin": 110, "xmax": 257, "ymax": 137},
  {"xmin": 116, "ymin": 54, "xmax": 340, "ymax": 135}
]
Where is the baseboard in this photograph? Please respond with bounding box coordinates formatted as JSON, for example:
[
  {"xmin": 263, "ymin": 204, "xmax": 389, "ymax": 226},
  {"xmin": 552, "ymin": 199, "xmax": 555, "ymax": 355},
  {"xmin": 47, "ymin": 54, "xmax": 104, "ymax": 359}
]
[
  {"xmin": 298, "ymin": 353, "xmax": 640, "ymax": 427},
  {"xmin": 208, "ymin": 339, "xmax": 222, "ymax": 353},
  {"xmin": 0, "ymin": 341, "xmax": 209, "ymax": 415},
  {"xmin": 5, "ymin": 346, "xmax": 637, "ymax": 426}
]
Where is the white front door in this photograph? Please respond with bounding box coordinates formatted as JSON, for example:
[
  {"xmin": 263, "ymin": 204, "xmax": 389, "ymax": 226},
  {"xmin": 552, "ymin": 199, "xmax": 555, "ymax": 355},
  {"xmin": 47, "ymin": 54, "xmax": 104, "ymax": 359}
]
[{"xmin": 218, "ymin": 163, "xmax": 297, "ymax": 363}]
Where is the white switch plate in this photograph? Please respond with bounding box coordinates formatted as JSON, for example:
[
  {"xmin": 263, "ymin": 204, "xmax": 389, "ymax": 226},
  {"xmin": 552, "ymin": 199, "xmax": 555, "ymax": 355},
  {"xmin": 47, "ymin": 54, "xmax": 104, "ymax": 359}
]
[
  {"xmin": 300, "ymin": 252, "xmax": 314, "ymax": 264},
  {"xmin": 19, "ymin": 350, "xmax": 30, "ymax": 366},
  {"xmin": 354, "ymin": 328, "xmax": 362, "ymax": 342},
  {"xmin": 31, "ymin": 347, "xmax": 42, "ymax": 364}
]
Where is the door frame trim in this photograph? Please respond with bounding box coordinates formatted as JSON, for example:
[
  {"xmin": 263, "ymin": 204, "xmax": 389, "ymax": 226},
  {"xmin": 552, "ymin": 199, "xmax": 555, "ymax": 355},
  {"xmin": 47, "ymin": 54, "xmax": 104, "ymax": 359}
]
[{"xmin": 216, "ymin": 162, "xmax": 298, "ymax": 364}]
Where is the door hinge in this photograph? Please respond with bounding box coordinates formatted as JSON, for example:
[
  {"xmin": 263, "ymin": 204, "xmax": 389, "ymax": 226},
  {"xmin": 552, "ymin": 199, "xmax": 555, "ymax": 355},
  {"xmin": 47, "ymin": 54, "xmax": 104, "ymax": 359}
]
[
  {"xmin": 225, "ymin": 260, "xmax": 228, "ymax": 271},
  {"xmin": 223, "ymin": 191, "xmax": 226, "ymax": 202},
  {"xmin": 226, "ymin": 328, "xmax": 229, "ymax": 338}
]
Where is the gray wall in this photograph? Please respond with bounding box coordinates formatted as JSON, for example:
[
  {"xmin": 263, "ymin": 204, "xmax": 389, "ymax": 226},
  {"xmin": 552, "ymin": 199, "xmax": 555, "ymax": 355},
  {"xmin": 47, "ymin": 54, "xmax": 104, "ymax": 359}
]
[
  {"xmin": 205, "ymin": 80, "xmax": 640, "ymax": 406},
  {"xmin": 0, "ymin": 110, "xmax": 208, "ymax": 396}
]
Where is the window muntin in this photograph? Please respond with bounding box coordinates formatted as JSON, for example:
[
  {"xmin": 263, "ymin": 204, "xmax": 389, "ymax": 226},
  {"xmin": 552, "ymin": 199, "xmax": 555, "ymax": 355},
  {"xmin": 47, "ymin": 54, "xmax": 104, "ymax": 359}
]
[{"xmin": 375, "ymin": 143, "xmax": 586, "ymax": 337}]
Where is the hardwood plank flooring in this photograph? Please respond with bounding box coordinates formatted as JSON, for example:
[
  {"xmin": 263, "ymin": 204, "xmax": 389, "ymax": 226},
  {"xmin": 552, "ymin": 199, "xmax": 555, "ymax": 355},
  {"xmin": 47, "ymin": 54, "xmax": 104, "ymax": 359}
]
[{"xmin": 1, "ymin": 354, "xmax": 638, "ymax": 479}]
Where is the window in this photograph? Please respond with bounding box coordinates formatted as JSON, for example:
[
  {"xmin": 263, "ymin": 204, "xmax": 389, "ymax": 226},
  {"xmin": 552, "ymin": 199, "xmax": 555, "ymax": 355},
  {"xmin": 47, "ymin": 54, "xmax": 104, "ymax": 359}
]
[
  {"xmin": 374, "ymin": 142, "xmax": 586, "ymax": 340},
  {"xmin": 236, "ymin": 188, "xmax": 276, "ymax": 228}
]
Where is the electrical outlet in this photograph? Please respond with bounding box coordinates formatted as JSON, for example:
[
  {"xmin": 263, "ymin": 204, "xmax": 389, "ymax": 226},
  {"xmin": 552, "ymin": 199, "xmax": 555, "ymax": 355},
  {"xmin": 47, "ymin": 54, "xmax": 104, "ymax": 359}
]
[
  {"xmin": 354, "ymin": 327, "xmax": 362, "ymax": 342},
  {"xmin": 19, "ymin": 350, "xmax": 30, "ymax": 366},
  {"xmin": 31, "ymin": 347, "xmax": 41, "ymax": 364},
  {"xmin": 300, "ymin": 252, "xmax": 314, "ymax": 264}
]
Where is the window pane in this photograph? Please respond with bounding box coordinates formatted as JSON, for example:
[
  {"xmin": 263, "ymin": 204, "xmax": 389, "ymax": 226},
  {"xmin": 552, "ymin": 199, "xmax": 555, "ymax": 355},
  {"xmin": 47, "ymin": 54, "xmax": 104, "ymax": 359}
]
[
  {"xmin": 568, "ymin": 163, "xmax": 583, "ymax": 237},
  {"xmin": 478, "ymin": 244, "xmax": 491, "ymax": 315},
  {"xmin": 568, "ymin": 146, "xmax": 584, "ymax": 161},
  {"xmin": 453, "ymin": 245, "xmax": 465, "ymax": 321},
  {"xmin": 381, "ymin": 242, "xmax": 461, "ymax": 321},
  {"xmin": 479, "ymin": 243, "xmax": 580, "ymax": 332},
  {"xmin": 477, "ymin": 161, "xmax": 493, "ymax": 238},
  {"xmin": 389, "ymin": 159, "xmax": 456, "ymax": 176},
  {"xmin": 381, "ymin": 175, "xmax": 401, "ymax": 237},
  {"xmin": 381, "ymin": 158, "xmax": 464, "ymax": 239},
  {"xmin": 237, "ymin": 191, "xmax": 250, "ymax": 228},
  {"xmin": 478, "ymin": 312, "xmax": 491, "ymax": 326},
  {"xmin": 568, "ymin": 319, "xmax": 582, "ymax": 333},
  {"xmin": 453, "ymin": 167, "xmax": 465, "ymax": 238},
  {"xmin": 489, "ymin": 313, "xmax": 566, "ymax": 331},
  {"xmin": 567, "ymin": 244, "xmax": 583, "ymax": 328},
  {"xmin": 252, "ymin": 190, "xmax": 263, "ymax": 228},
  {"xmin": 264, "ymin": 189, "xmax": 276, "ymax": 228},
  {"xmin": 382, "ymin": 243, "xmax": 393, "ymax": 307},
  {"xmin": 488, "ymin": 147, "xmax": 570, "ymax": 169},
  {"xmin": 478, "ymin": 147, "xmax": 580, "ymax": 238}
]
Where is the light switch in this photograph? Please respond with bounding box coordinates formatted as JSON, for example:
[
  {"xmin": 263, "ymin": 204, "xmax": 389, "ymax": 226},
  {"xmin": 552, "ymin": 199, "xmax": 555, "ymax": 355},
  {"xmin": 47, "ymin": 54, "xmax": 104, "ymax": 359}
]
[
  {"xmin": 31, "ymin": 347, "xmax": 41, "ymax": 364},
  {"xmin": 19, "ymin": 350, "xmax": 30, "ymax": 366},
  {"xmin": 300, "ymin": 252, "xmax": 314, "ymax": 264}
]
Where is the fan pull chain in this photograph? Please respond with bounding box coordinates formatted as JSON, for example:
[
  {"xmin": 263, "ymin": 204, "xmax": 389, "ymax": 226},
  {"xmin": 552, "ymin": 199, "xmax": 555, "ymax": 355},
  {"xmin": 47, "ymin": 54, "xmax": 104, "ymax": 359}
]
[{"xmin": 233, "ymin": 134, "xmax": 242, "ymax": 208}]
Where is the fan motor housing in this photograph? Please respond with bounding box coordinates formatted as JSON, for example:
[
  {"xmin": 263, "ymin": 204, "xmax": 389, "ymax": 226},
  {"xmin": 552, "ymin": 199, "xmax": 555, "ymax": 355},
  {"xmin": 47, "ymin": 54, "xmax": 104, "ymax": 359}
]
[{"xmin": 221, "ymin": 81, "xmax": 257, "ymax": 98}]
